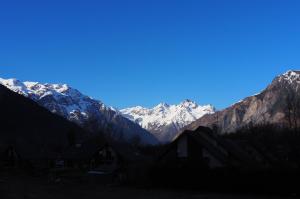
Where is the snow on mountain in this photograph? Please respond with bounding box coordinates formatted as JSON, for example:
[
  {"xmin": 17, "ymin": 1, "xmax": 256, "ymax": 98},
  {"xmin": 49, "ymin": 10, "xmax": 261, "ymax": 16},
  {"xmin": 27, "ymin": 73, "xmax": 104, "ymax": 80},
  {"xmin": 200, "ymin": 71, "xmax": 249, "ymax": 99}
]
[
  {"xmin": 0, "ymin": 78, "xmax": 158, "ymax": 145},
  {"xmin": 277, "ymin": 70, "xmax": 300, "ymax": 84},
  {"xmin": 120, "ymin": 100, "xmax": 215, "ymax": 142}
]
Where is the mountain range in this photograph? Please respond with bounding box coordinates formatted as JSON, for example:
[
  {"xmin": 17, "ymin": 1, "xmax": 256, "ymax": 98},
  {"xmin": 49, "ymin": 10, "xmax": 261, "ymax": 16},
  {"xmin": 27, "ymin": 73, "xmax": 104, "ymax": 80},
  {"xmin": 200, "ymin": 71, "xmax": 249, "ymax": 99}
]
[
  {"xmin": 120, "ymin": 100, "xmax": 214, "ymax": 142},
  {"xmin": 0, "ymin": 78, "xmax": 158, "ymax": 145},
  {"xmin": 185, "ymin": 70, "xmax": 300, "ymax": 133},
  {"xmin": 1, "ymin": 70, "xmax": 300, "ymax": 144},
  {"xmin": 0, "ymin": 78, "xmax": 215, "ymax": 144}
]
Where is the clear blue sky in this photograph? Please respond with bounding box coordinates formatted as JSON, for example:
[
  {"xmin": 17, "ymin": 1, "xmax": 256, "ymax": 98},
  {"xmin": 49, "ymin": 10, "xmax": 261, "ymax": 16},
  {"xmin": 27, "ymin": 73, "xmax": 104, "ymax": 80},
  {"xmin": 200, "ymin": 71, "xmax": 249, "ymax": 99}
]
[{"xmin": 0, "ymin": 0, "xmax": 300, "ymax": 109}]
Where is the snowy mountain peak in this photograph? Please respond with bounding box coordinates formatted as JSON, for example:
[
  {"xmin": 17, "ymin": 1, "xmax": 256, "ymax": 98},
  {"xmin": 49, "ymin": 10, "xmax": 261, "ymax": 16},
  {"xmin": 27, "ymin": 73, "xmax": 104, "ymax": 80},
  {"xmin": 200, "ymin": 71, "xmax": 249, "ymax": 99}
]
[
  {"xmin": 0, "ymin": 78, "xmax": 30, "ymax": 96},
  {"xmin": 277, "ymin": 70, "xmax": 300, "ymax": 84},
  {"xmin": 181, "ymin": 99, "xmax": 193, "ymax": 103},
  {"xmin": 154, "ymin": 102, "xmax": 170, "ymax": 109},
  {"xmin": 120, "ymin": 101, "xmax": 215, "ymax": 143},
  {"xmin": 0, "ymin": 77, "xmax": 105, "ymax": 118},
  {"xmin": 179, "ymin": 99, "xmax": 198, "ymax": 108}
]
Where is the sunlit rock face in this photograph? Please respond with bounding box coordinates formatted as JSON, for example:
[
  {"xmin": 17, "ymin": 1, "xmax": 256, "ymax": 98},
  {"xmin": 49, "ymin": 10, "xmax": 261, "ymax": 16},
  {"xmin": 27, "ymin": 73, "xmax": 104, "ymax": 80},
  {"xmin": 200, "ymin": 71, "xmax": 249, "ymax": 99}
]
[{"xmin": 185, "ymin": 70, "xmax": 300, "ymax": 134}]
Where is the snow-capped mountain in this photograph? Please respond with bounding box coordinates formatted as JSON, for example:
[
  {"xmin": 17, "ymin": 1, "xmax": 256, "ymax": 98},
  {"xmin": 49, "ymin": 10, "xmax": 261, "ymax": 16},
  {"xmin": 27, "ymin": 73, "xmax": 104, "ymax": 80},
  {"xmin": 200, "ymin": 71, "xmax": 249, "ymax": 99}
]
[
  {"xmin": 186, "ymin": 70, "xmax": 300, "ymax": 133},
  {"xmin": 0, "ymin": 78, "xmax": 158, "ymax": 145},
  {"xmin": 120, "ymin": 100, "xmax": 215, "ymax": 142},
  {"xmin": 277, "ymin": 70, "xmax": 300, "ymax": 84}
]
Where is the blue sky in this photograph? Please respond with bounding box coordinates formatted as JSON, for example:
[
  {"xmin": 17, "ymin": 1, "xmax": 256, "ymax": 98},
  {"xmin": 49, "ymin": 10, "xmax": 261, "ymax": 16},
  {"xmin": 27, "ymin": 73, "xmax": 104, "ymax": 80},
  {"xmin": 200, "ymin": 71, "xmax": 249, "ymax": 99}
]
[{"xmin": 0, "ymin": 0, "xmax": 300, "ymax": 109}]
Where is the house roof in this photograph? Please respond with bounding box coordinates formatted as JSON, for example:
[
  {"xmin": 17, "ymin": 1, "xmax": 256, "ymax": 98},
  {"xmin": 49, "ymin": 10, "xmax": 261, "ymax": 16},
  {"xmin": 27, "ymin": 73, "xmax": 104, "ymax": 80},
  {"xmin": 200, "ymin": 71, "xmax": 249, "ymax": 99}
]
[
  {"xmin": 179, "ymin": 127, "xmax": 229, "ymax": 165},
  {"xmin": 159, "ymin": 126, "xmax": 262, "ymax": 168},
  {"xmin": 159, "ymin": 126, "xmax": 228, "ymax": 165},
  {"xmin": 189, "ymin": 127, "xmax": 263, "ymax": 167},
  {"xmin": 188, "ymin": 132, "xmax": 227, "ymax": 164}
]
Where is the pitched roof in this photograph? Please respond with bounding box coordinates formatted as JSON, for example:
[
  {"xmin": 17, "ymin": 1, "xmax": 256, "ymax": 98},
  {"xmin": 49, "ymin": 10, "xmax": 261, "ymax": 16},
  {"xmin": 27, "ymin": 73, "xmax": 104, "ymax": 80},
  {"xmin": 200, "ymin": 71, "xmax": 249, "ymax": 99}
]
[
  {"xmin": 180, "ymin": 127, "xmax": 228, "ymax": 165},
  {"xmin": 160, "ymin": 126, "xmax": 263, "ymax": 168},
  {"xmin": 159, "ymin": 126, "xmax": 229, "ymax": 165},
  {"xmin": 191, "ymin": 127, "xmax": 259, "ymax": 166}
]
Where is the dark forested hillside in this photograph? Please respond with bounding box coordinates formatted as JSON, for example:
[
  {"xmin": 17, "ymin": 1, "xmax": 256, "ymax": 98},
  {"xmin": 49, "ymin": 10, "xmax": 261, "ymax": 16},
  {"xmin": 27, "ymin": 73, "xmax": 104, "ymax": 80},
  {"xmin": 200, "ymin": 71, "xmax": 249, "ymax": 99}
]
[
  {"xmin": 223, "ymin": 124, "xmax": 300, "ymax": 167},
  {"xmin": 0, "ymin": 84, "xmax": 88, "ymax": 159}
]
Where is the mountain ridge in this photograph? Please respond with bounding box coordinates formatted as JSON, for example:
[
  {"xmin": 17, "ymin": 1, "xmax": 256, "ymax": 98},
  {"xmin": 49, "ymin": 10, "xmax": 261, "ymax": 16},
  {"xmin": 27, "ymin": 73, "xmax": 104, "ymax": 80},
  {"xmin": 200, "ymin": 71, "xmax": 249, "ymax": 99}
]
[
  {"xmin": 120, "ymin": 100, "xmax": 215, "ymax": 142},
  {"xmin": 0, "ymin": 78, "xmax": 158, "ymax": 146},
  {"xmin": 184, "ymin": 70, "xmax": 300, "ymax": 134}
]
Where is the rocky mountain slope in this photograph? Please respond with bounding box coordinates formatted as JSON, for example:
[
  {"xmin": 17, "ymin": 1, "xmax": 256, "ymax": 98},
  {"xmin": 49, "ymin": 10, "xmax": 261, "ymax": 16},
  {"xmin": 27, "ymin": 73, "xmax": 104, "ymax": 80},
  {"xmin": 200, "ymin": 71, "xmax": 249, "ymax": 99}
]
[
  {"xmin": 186, "ymin": 70, "xmax": 300, "ymax": 133},
  {"xmin": 0, "ymin": 78, "xmax": 158, "ymax": 145},
  {"xmin": 121, "ymin": 100, "xmax": 215, "ymax": 142}
]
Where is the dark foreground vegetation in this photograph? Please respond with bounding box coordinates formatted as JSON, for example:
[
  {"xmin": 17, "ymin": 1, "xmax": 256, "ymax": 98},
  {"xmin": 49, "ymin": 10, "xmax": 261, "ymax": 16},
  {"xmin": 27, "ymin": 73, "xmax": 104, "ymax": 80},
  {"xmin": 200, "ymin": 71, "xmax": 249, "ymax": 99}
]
[
  {"xmin": 224, "ymin": 124, "xmax": 300, "ymax": 166},
  {"xmin": 0, "ymin": 168, "xmax": 296, "ymax": 199},
  {"xmin": 2, "ymin": 125, "xmax": 300, "ymax": 198},
  {"xmin": 149, "ymin": 166, "xmax": 300, "ymax": 195}
]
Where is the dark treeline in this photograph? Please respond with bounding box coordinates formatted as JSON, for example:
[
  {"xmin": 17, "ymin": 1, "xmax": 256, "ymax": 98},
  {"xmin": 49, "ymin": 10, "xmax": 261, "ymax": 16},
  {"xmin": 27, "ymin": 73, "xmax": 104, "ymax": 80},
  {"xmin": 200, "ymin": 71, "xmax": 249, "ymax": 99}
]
[{"xmin": 223, "ymin": 124, "xmax": 300, "ymax": 167}]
